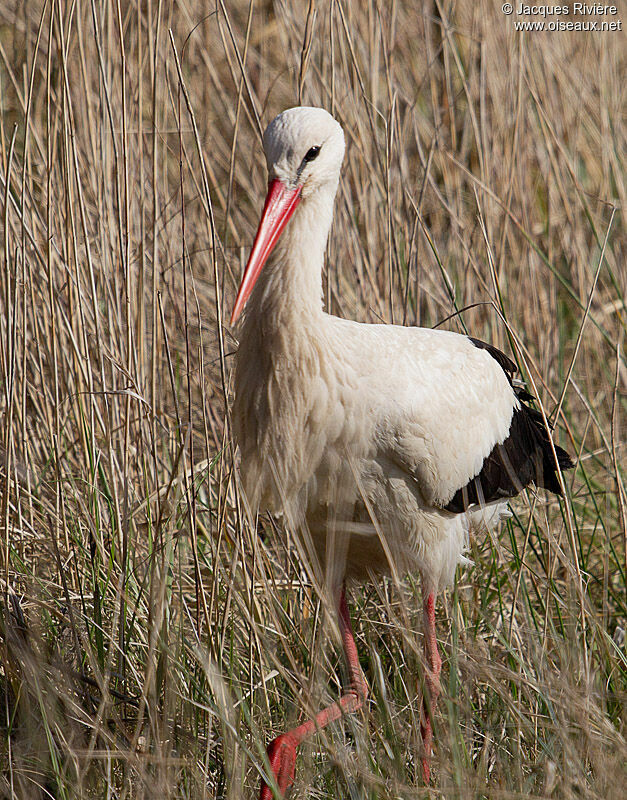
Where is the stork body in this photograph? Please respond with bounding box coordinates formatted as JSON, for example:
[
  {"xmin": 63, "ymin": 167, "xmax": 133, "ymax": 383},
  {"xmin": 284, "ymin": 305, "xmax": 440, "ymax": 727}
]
[
  {"xmin": 230, "ymin": 107, "xmax": 573, "ymax": 798},
  {"xmin": 236, "ymin": 312, "xmax": 516, "ymax": 586}
]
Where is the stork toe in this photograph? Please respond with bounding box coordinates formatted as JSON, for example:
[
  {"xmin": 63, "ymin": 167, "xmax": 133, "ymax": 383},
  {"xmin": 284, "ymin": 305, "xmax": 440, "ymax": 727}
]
[{"xmin": 260, "ymin": 733, "xmax": 299, "ymax": 799}]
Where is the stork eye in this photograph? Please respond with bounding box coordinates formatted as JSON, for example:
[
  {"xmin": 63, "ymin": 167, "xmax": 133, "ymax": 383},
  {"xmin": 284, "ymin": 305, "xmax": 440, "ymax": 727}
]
[{"xmin": 302, "ymin": 145, "xmax": 321, "ymax": 164}]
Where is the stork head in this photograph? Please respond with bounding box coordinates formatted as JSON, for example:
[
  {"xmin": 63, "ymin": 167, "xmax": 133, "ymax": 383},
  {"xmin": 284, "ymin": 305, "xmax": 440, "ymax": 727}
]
[
  {"xmin": 230, "ymin": 107, "xmax": 345, "ymax": 324},
  {"xmin": 263, "ymin": 107, "xmax": 345, "ymax": 198}
]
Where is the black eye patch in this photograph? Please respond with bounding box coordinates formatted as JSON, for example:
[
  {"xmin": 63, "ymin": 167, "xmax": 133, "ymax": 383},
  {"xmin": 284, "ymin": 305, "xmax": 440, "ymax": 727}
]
[{"xmin": 302, "ymin": 145, "xmax": 321, "ymax": 164}]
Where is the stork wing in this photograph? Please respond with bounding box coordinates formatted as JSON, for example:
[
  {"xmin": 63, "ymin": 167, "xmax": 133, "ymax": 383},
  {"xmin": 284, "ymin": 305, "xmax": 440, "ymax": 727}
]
[{"xmin": 369, "ymin": 331, "xmax": 572, "ymax": 512}]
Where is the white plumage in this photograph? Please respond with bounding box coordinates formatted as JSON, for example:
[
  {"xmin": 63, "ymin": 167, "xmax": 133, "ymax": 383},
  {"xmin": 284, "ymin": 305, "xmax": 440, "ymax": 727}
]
[
  {"xmin": 236, "ymin": 313, "xmax": 515, "ymax": 588},
  {"xmin": 230, "ymin": 107, "xmax": 572, "ymax": 798}
]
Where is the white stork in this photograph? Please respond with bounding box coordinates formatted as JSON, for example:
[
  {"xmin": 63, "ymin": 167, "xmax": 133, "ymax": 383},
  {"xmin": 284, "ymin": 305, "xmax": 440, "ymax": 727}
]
[{"xmin": 230, "ymin": 107, "xmax": 573, "ymax": 798}]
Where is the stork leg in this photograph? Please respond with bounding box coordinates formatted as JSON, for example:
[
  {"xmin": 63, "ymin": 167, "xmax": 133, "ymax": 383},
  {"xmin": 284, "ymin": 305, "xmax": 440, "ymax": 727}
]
[
  {"xmin": 419, "ymin": 589, "xmax": 442, "ymax": 783},
  {"xmin": 259, "ymin": 585, "xmax": 368, "ymax": 800}
]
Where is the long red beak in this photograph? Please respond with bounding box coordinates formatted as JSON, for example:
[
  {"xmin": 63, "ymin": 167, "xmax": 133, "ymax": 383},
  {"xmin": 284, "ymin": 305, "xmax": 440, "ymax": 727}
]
[{"xmin": 230, "ymin": 179, "xmax": 302, "ymax": 324}]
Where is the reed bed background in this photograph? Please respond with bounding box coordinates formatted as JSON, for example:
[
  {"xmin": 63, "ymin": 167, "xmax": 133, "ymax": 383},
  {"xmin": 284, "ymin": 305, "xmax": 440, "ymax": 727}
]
[{"xmin": 0, "ymin": 1, "xmax": 624, "ymax": 798}]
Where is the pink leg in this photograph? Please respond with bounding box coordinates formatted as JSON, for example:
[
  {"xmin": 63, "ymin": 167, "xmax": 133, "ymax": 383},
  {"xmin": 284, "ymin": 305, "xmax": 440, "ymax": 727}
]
[
  {"xmin": 259, "ymin": 585, "xmax": 368, "ymax": 800},
  {"xmin": 420, "ymin": 590, "xmax": 442, "ymax": 783}
]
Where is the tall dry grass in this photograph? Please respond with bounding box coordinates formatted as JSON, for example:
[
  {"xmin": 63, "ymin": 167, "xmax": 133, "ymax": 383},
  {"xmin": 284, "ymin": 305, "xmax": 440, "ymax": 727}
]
[{"xmin": 0, "ymin": 1, "xmax": 624, "ymax": 798}]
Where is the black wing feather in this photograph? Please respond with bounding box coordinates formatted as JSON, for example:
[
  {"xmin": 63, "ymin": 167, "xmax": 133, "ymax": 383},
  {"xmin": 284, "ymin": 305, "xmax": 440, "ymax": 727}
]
[{"xmin": 445, "ymin": 338, "xmax": 574, "ymax": 514}]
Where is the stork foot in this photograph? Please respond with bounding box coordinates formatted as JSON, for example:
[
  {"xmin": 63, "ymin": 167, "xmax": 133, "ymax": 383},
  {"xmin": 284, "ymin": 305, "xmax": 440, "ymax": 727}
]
[
  {"xmin": 420, "ymin": 718, "xmax": 435, "ymax": 784},
  {"xmin": 420, "ymin": 668, "xmax": 441, "ymax": 784},
  {"xmin": 421, "ymin": 756, "xmax": 431, "ymax": 785},
  {"xmin": 420, "ymin": 590, "xmax": 442, "ymax": 784},
  {"xmin": 260, "ymin": 733, "xmax": 298, "ymax": 800},
  {"xmin": 258, "ymin": 588, "xmax": 367, "ymax": 798}
]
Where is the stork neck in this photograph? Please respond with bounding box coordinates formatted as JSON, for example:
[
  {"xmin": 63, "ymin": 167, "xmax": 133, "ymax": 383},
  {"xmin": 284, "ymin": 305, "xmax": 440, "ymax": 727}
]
[{"xmin": 245, "ymin": 184, "xmax": 336, "ymax": 332}]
